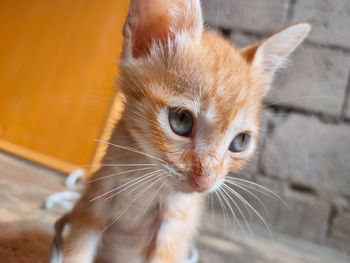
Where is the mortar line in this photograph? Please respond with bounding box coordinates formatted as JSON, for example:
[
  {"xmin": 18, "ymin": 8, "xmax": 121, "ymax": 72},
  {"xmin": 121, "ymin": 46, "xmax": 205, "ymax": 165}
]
[
  {"xmin": 264, "ymin": 104, "xmax": 350, "ymax": 125},
  {"xmin": 340, "ymin": 64, "xmax": 350, "ymax": 119},
  {"xmin": 326, "ymin": 204, "xmax": 339, "ymax": 238}
]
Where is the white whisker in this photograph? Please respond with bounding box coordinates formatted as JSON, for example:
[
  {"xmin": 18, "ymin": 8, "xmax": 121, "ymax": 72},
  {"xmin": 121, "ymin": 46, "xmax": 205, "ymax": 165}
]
[
  {"xmin": 219, "ymin": 185, "xmax": 248, "ymax": 241},
  {"xmin": 94, "ymin": 139, "xmax": 169, "ymax": 165},
  {"xmin": 224, "ymin": 185, "xmax": 273, "ymax": 240},
  {"xmin": 227, "ymin": 177, "xmax": 287, "ymax": 207},
  {"xmin": 105, "ymin": 170, "xmax": 164, "ymax": 201},
  {"xmin": 80, "ymin": 163, "xmax": 159, "ymax": 168},
  {"xmin": 87, "ymin": 167, "xmax": 155, "ymax": 183},
  {"xmin": 103, "ymin": 177, "xmax": 164, "ymax": 233},
  {"xmin": 124, "ymin": 172, "xmax": 165, "ymax": 197},
  {"xmin": 223, "ymin": 181, "xmax": 252, "ymax": 217},
  {"xmin": 222, "ymin": 184, "xmax": 255, "ymax": 241},
  {"xmin": 217, "ymin": 188, "xmax": 242, "ymax": 235},
  {"xmin": 89, "ymin": 169, "xmax": 162, "ymax": 202},
  {"xmin": 135, "ymin": 179, "xmax": 167, "ymax": 224},
  {"xmin": 226, "ymin": 181, "xmax": 269, "ymax": 214},
  {"xmin": 214, "ymin": 190, "xmax": 228, "ymax": 234},
  {"xmin": 209, "ymin": 192, "xmax": 214, "ymax": 222}
]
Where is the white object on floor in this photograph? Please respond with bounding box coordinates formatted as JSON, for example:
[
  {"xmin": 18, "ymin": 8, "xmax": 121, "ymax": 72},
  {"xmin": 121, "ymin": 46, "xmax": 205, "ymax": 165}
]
[
  {"xmin": 44, "ymin": 190, "xmax": 81, "ymax": 211},
  {"xmin": 44, "ymin": 169, "xmax": 84, "ymax": 211},
  {"xmin": 65, "ymin": 168, "xmax": 85, "ymax": 191}
]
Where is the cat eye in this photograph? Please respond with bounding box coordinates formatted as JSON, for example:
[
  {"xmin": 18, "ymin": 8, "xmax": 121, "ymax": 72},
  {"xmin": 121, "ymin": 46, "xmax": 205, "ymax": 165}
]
[
  {"xmin": 229, "ymin": 133, "xmax": 251, "ymax": 153},
  {"xmin": 168, "ymin": 107, "xmax": 194, "ymax": 137}
]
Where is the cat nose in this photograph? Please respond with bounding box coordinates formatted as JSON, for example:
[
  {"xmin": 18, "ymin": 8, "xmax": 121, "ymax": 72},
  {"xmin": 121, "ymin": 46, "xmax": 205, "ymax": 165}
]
[{"xmin": 189, "ymin": 173, "xmax": 214, "ymax": 193}]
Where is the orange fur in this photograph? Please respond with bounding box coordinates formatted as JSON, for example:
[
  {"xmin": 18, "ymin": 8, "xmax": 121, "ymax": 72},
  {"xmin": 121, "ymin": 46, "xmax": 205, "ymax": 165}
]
[{"xmin": 52, "ymin": 1, "xmax": 310, "ymax": 263}]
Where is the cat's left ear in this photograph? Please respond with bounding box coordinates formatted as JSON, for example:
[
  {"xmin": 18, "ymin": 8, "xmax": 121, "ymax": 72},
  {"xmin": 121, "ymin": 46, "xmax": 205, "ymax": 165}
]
[
  {"xmin": 123, "ymin": 0, "xmax": 203, "ymax": 59},
  {"xmin": 241, "ymin": 23, "xmax": 311, "ymax": 92}
]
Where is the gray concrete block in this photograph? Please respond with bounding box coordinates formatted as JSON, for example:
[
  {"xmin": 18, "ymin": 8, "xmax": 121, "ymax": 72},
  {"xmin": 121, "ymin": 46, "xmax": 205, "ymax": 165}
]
[
  {"xmin": 266, "ymin": 45, "xmax": 350, "ymax": 116},
  {"xmin": 201, "ymin": 0, "xmax": 289, "ymax": 33},
  {"xmin": 279, "ymin": 188, "xmax": 329, "ymax": 243},
  {"xmin": 260, "ymin": 114, "xmax": 350, "ymax": 197},
  {"xmin": 229, "ymin": 31, "xmax": 260, "ymax": 49},
  {"xmin": 289, "ymin": 0, "xmax": 350, "ymax": 48}
]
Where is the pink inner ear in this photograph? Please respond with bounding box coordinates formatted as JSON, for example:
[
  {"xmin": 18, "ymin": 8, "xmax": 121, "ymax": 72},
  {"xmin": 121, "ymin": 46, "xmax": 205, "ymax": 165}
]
[{"xmin": 131, "ymin": 0, "xmax": 175, "ymax": 58}]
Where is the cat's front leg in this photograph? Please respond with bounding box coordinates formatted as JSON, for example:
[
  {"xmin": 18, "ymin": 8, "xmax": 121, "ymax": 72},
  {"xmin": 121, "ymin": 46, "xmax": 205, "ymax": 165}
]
[
  {"xmin": 63, "ymin": 229, "xmax": 100, "ymax": 263},
  {"xmin": 61, "ymin": 198, "xmax": 103, "ymax": 263},
  {"xmin": 151, "ymin": 194, "xmax": 203, "ymax": 263}
]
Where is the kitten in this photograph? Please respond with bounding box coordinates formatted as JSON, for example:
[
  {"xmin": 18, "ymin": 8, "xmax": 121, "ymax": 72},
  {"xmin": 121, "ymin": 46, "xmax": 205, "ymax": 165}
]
[{"xmin": 51, "ymin": 0, "xmax": 310, "ymax": 262}]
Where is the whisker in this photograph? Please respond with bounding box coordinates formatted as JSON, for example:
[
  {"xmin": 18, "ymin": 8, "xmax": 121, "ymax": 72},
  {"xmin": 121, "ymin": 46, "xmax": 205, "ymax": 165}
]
[
  {"xmin": 79, "ymin": 163, "xmax": 159, "ymax": 168},
  {"xmin": 225, "ymin": 181, "xmax": 268, "ymax": 215},
  {"xmin": 227, "ymin": 177, "xmax": 287, "ymax": 207},
  {"xmin": 228, "ymin": 180, "xmax": 278, "ymax": 202},
  {"xmin": 125, "ymin": 172, "xmax": 165, "ymax": 196},
  {"xmin": 161, "ymin": 164, "xmax": 186, "ymax": 181},
  {"xmin": 209, "ymin": 192, "xmax": 214, "ymax": 222},
  {"xmin": 219, "ymin": 185, "xmax": 249, "ymax": 239},
  {"xmin": 223, "ymin": 181, "xmax": 252, "ymax": 217},
  {"xmin": 135, "ymin": 179, "xmax": 167, "ymax": 224},
  {"xmin": 103, "ymin": 177, "xmax": 164, "ymax": 232},
  {"xmin": 222, "ymin": 184, "xmax": 255, "ymax": 241},
  {"xmin": 87, "ymin": 167, "xmax": 155, "ymax": 183},
  {"xmin": 217, "ymin": 188, "xmax": 241, "ymax": 235},
  {"xmin": 94, "ymin": 139, "xmax": 169, "ymax": 165},
  {"xmin": 89, "ymin": 169, "xmax": 162, "ymax": 202},
  {"xmin": 214, "ymin": 190, "xmax": 228, "ymax": 234},
  {"xmin": 105, "ymin": 170, "xmax": 164, "ymax": 201},
  {"xmin": 224, "ymin": 185, "xmax": 273, "ymax": 240}
]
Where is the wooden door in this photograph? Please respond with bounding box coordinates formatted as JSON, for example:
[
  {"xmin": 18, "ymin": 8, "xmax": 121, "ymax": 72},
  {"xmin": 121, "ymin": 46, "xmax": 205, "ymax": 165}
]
[{"xmin": 0, "ymin": 0, "xmax": 129, "ymax": 174}]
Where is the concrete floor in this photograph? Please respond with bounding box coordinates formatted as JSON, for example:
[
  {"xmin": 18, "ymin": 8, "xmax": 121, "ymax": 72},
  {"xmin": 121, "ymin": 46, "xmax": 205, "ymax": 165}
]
[{"xmin": 0, "ymin": 152, "xmax": 349, "ymax": 263}]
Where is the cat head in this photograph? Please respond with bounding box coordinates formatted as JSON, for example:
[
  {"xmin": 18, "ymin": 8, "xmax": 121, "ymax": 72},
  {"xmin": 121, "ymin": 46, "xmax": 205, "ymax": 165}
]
[{"xmin": 119, "ymin": 0, "xmax": 310, "ymax": 193}]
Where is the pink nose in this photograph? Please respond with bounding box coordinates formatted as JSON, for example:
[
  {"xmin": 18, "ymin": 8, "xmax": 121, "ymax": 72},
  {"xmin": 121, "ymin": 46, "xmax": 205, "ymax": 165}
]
[{"xmin": 189, "ymin": 173, "xmax": 214, "ymax": 192}]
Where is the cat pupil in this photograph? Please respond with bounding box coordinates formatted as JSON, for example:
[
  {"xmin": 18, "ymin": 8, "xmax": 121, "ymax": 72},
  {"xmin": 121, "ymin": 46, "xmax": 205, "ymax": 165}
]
[
  {"xmin": 180, "ymin": 113, "xmax": 185, "ymax": 122},
  {"xmin": 240, "ymin": 134, "xmax": 246, "ymax": 145}
]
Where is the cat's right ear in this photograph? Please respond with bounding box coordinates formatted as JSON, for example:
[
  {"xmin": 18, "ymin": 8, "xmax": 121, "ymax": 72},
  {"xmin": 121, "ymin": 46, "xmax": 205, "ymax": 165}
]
[
  {"xmin": 122, "ymin": 0, "xmax": 203, "ymax": 59},
  {"xmin": 241, "ymin": 23, "xmax": 311, "ymax": 93}
]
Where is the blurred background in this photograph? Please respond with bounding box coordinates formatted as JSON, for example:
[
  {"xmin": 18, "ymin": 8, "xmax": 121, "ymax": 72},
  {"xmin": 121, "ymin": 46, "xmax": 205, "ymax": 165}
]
[{"xmin": 0, "ymin": 0, "xmax": 349, "ymax": 262}]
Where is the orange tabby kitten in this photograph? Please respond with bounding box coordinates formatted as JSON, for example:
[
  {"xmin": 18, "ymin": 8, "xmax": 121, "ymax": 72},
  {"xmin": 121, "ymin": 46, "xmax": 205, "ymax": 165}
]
[{"xmin": 51, "ymin": 0, "xmax": 310, "ymax": 262}]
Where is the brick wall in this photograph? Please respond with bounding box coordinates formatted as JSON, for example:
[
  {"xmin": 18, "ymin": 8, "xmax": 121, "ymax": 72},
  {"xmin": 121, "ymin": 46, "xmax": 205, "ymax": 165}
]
[{"xmin": 202, "ymin": 0, "xmax": 350, "ymax": 253}]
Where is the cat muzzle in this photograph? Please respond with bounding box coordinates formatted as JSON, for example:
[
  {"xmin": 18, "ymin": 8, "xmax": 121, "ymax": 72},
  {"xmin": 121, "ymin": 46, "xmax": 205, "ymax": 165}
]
[{"xmin": 189, "ymin": 173, "xmax": 215, "ymax": 193}]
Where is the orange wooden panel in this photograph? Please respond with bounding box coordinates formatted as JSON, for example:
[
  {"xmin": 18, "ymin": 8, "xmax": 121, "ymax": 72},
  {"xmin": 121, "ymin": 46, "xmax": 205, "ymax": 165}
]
[{"xmin": 0, "ymin": 0, "xmax": 129, "ymax": 174}]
